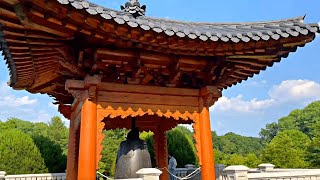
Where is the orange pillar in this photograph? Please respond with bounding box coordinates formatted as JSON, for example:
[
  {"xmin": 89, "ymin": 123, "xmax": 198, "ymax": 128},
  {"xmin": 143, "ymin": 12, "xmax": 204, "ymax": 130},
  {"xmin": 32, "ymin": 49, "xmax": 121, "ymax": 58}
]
[
  {"xmin": 199, "ymin": 107, "xmax": 216, "ymax": 180},
  {"xmin": 77, "ymin": 99, "xmax": 97, "ymax": 180}
]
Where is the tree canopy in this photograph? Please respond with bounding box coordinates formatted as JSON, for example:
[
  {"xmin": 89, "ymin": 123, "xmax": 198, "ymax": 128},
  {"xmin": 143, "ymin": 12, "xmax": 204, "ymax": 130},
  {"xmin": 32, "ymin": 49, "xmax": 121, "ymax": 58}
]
[
  {"xmin": 0, "ymin": 129, "xmax": 48, "ymax": 174},
  {"xmin": 259, "ymin": 100, "xmax": 320, "ymax": 168},
  {"xmin": 262, "ymin": 130, "xmax": 310, "ymax": 168},
  {"xmin": 0, "ymin": 117, "xmax": 68, "ymax": 173},
  {"xmin": 167, "ymin": 126, "xmax": 198, "ymax": 167},
  {"xmin": 1, "ymin": 100, "xmax": 320, "ymax": 175}
]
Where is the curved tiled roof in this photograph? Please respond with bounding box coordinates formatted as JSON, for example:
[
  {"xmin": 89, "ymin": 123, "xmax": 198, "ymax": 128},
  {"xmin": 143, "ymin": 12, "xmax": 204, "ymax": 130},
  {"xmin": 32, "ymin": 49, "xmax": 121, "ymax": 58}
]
[
  {"xmin": 0, "ymin": 0, "xmax": 319, "ymax": 104},
  {"xmin": 57, "ymin": 0, "xmax": 319, "ymax": 43}
]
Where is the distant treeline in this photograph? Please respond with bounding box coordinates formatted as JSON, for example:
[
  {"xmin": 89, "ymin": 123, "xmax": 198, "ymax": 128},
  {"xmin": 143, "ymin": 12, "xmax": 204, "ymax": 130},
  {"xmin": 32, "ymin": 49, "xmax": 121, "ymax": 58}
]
[{"xmin": 0, "ymin": 100, "xmax": 319, "ymax": 175}]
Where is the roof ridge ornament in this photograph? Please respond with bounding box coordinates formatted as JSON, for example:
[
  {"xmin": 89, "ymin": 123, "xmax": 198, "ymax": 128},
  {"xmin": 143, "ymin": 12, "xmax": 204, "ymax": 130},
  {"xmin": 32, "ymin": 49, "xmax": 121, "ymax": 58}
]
[{"xmin": 121, "ymin": 0, "xmax": 146, "ymax": 18}]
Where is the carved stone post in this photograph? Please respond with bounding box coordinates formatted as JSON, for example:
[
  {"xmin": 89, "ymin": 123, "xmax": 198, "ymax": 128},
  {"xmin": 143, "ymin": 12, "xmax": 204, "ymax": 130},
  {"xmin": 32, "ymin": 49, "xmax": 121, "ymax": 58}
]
[{"xmin": 198, "ymin": 86, "xmax": 221, "ymax": 180}]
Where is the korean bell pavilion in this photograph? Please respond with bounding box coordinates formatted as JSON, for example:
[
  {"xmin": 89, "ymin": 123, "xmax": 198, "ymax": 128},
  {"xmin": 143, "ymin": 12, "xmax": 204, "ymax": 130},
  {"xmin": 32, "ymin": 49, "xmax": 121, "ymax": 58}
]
[{"xmin": 0, "ymin": 0, "xmax": 319, "ymax": 180}]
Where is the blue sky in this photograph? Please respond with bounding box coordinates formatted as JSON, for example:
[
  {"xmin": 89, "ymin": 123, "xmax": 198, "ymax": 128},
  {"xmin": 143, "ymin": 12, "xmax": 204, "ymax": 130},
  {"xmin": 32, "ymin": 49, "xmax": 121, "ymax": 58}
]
[{"xmin": 0, "ymin": 0, "xmax": 319, "ymax": 137}]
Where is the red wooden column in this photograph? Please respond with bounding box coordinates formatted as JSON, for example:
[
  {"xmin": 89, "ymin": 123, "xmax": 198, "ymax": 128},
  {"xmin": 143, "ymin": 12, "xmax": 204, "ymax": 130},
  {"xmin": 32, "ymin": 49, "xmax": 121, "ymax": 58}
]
[
  {"xmin": 199, "ymin": 106, "xmax": 215, "ymax": 180},
  {"xmin": 198, "ymin": 87, "xmax": 222, "ymax": 180},
  {"xmin": 154, "ymin": 125, "xmax": 169, "ymax": 180},
  {"xmin": 59, "ymin": 104, "xmax": 79, "ymax": 180},
  {"xmin": 78, "ymin": 98, "xmax": 97, "ymax": 180},
  {"xmin": 66, "ymin": 117, "xmax": 77, "ymax": 180},
  {"xmin": 65, "ymin": 76, "xmax": 101, "ymax": 180}
]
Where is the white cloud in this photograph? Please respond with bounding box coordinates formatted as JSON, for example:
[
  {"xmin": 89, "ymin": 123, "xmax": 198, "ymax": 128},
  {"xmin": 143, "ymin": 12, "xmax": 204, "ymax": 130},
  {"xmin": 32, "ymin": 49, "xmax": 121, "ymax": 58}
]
[
  {"xmin": 14, "ymin": 96, "xmax": 37, "ymax": 105},
  {"xmin": 269, "ymin": 80, "xmax": 320, "ymax": 102},
  {"xmin": 0, "ymin": 82, "xmax": 37, "ymax": 106},
  {"xmin": 0, "ymin": 82, "xmax": 38, "ymax": 109},
  {"xmin": 0, "ymin": 95, "xmax": 37, "ymax": 107},
  {"xmin": 211, "ymin": 95, "xmax": 274, "ymax": 113},
  {"xmin": 211, "ymin": 79, "xmax": 320, "ymax": 113}
]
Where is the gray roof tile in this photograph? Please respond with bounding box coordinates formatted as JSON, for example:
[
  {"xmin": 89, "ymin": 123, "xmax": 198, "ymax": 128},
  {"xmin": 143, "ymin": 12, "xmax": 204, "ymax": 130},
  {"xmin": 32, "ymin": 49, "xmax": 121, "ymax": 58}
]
[{"xmin": 57, "ymin": 0, "xmax": 320, "ymax": 43}]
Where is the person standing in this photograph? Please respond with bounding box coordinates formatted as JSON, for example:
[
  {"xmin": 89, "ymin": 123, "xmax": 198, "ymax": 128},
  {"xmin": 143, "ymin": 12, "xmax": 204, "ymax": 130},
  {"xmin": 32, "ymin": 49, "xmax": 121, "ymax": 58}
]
[{"xmin": 168, "ymin": 155, "xmax": 177, "ymax": 180}]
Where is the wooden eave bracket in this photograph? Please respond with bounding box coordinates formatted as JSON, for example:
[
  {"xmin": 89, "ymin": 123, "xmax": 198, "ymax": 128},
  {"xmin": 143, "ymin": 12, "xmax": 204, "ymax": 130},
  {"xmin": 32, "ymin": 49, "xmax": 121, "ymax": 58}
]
[
  {"xmin": 65, "ymin": 75, "xmax": 102, "ymax": 103},
  {"xmin": 200, "ymin": 86, "xmax": 222, "ymax": 107},
  {"xmin": 58, "ymin": 104, "xmax": 72, "ymax": 120}
]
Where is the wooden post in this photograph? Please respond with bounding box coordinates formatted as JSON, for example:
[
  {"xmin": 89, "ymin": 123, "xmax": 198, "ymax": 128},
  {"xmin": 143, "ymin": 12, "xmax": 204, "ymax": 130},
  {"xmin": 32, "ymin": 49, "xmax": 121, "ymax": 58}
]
[
  {"xmin": 77, "ymin": 98, "xmax": 97, "ymax": 180},
  {"xmin": 65, "ymin": 76, "xmax": 101, "ymax": 180},
  {"xmin": 66, "ymin": 118, "xmax": 77, "ymax": 180},
  {"xmin": 154, "ymin": 126, "xmax": 169, "ymax": 180},
  {"xmin": 199, "ymin": 106, "xmax": 215, "ymax": 180},
  {"xmin": 198, "ymin": 86, "xmax": 221, "ymax": 180}
]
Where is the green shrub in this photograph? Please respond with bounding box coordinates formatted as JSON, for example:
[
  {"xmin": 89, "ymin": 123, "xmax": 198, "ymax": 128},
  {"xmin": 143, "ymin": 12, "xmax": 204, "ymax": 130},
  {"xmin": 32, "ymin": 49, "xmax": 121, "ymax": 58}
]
[{"xmin": 0, "ymin": 129, "xmax": 48, "ymax": 174}]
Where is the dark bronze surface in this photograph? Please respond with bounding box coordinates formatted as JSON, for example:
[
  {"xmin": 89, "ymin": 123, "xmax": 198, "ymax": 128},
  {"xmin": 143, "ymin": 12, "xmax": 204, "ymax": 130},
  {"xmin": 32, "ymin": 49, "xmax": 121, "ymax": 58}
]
[{"xmin": 114, "ymin": 128, "xmax": 152, "ymax": 179}]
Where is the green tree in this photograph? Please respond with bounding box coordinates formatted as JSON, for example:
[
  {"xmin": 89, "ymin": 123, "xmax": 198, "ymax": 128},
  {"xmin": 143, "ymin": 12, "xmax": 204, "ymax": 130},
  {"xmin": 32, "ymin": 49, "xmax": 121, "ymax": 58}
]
[
  {"xmin": 33, "ymin": 122, "xmax": 49, "ymax": 136},
  {"xmin": 48, "ymin": 116, "xmax": 69, "ymax": 154},
  {"xmin": 0, "ymin": 129, "xmax": 48, "ymax": 174},
  {"xmin": 244, "ymin": 153, "xmax": 261, "ymax": 168},
  {"xmin": 140, "ymin": 131, "xmax": 156, "ymax": 167},
  {"xmin": 307, "ymin": 121, "xmax": 320, "ymax": 167},
  {"xmin": 297, "ymin": 101, "xmax": 320, "ymax": 137},
  {"xmin": 32, "ymin": 135, "xmax": 67, "ymax": 172},
  {"xmin": 278, "ymin": 110, "xmax": 301, "ymax": 131},
  {"xmin": 167, "ymin": 127, "xmax": 198, "ymax": 167},
  {"xmin": 259, "ymin": 122, "xmax": 280, "ymax": 144},
  {"xmin": 216, "ymin": 132, "xmax": 263, "ymax": 155},
  {"xmin": 261, "ymin": 101, "xmax": 320, "ymax": 141},
  {"xmin": 214, "ymin": 149, "xmax": 227, "ymax": 165},
  {"xmin": 98, "ymin": 129, "xmax": 127, "ymax": 176},
  {"xmin": 262, "ymin": 130, "xmax": 310, "ymax": 168},
  {"xmin": 225, "ymin": 154, "xmax": 245, "ymax": 166},
  {"xmin": 212, "ymin": 131, "xmax": 223, "ymax": 151},
  {"xmin": 0, "ymin": 118, "xmax": 35, "ymax": 134}
]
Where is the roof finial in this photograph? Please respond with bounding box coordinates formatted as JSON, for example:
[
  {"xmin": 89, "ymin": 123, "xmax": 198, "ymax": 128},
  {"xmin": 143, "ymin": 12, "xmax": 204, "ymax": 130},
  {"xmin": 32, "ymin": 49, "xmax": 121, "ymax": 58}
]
[{"xmin": 121, "ymin": 0, "xmax": 146, "ymax": 18}]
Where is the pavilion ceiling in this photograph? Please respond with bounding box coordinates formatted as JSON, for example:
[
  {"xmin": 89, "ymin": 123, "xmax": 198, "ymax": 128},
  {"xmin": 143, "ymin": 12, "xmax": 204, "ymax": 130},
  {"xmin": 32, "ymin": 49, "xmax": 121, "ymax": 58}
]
[{"xmin": 0, "ymin": 0, "xmax": 319, "ymax": 104}]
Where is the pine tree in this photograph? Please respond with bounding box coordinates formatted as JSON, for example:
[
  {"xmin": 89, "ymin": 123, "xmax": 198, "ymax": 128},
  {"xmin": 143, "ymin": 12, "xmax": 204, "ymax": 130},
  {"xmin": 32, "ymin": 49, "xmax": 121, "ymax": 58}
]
[
  {"xmin": 32, "ymin": 135, "xmax": 67, "ymax": 172},
  {"xmin": 0, "ymin": 129, "xmax": 48, "ymax": 174},
  {"xmin": 48, "ymin": 116, "xmax": 69, "ymax": 154},
  {"xmin": 167, "ymin": 126, "xmax": 198, "ymax": 167}
]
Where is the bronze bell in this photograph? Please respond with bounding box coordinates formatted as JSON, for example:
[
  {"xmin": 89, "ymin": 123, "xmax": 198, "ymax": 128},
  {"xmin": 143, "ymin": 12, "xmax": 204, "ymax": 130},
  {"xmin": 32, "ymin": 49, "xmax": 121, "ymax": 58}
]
[{"xmin": 114, "ymin": 118, "xmax": 152, "ymax": 179}]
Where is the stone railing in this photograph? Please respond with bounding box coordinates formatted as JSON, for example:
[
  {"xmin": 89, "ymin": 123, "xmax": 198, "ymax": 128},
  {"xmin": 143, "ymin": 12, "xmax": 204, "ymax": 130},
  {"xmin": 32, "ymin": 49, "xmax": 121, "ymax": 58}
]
[
  {"xmin": 175, "ymin": 164, "xmax": 225, "ymax": 180},
  {"xmin": 0, "ymin": 172, "xmax": 66, "ymax": 180},
  {"xmin": 221, "ymin": 164, "xmax": 320, "ymax": 180},
  {"xmin": 0, "ymin": 168, "xmax": 162, "ymax": 180}
]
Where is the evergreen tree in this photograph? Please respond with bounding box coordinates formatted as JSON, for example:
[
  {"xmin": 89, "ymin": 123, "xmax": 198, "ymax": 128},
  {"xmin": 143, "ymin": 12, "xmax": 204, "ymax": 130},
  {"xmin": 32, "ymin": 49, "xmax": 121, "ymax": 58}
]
[
  {"xmin": 48, "ymin": 116, "xmax": 69, "ymax": 154},
  {"xmin": 98, "ymin": 129, "xmax": 127, "ymax": 176},
  {"xmin": 167, "ymin": 127, "xmax": 198, "ymax": 167},
  {"xmin": 0, "ymin": 129, "xmax": 48, "ymax": 174},
  {"xmin": 32, "ymin": 135, "xmax": 67, "ymax": 172},
  {"xmin": 140, "ymin": 131, "xmax": 156, "ymax": 167}
]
